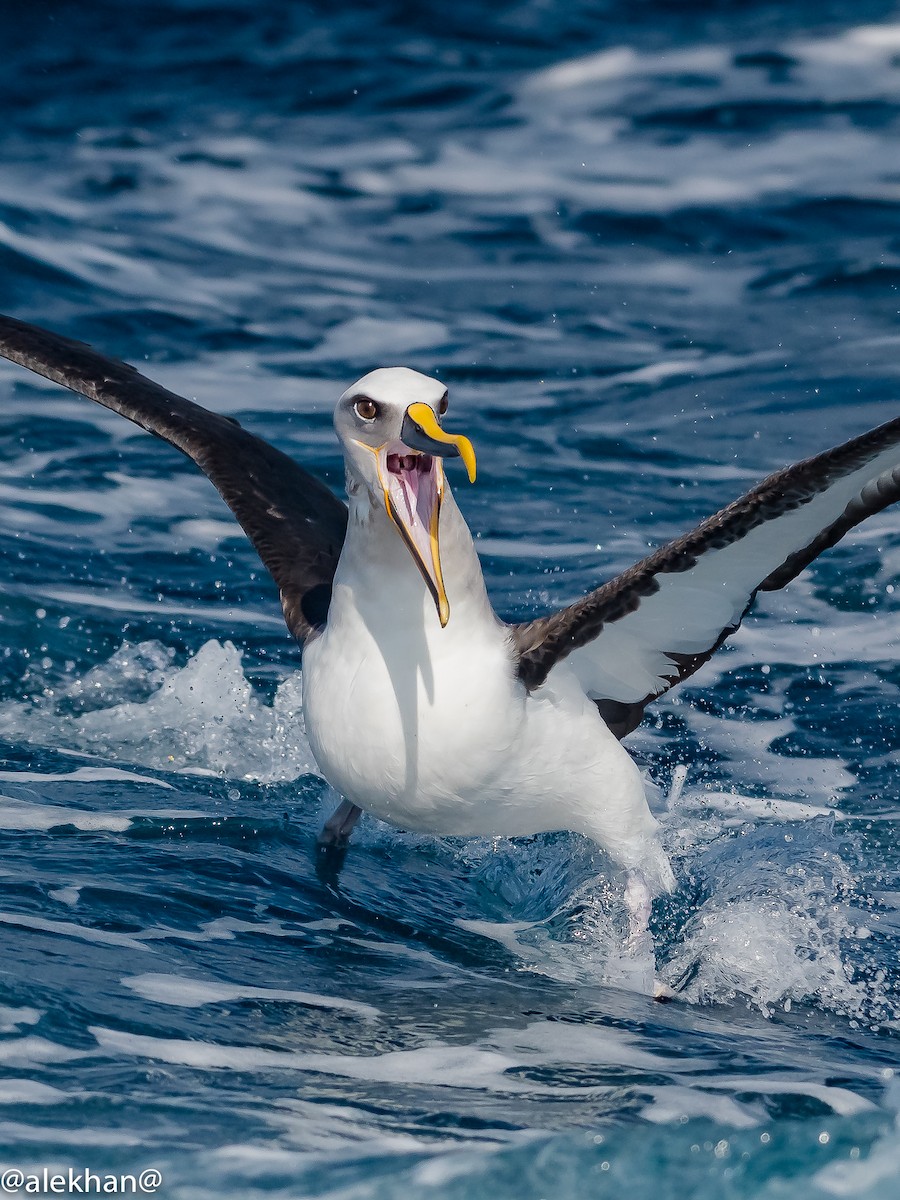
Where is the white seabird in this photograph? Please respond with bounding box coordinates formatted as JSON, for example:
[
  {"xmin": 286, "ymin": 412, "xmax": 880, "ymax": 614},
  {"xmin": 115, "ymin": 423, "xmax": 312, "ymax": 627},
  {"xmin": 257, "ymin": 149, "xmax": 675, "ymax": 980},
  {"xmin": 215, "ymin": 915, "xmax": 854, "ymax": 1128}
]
[
  {"xmin": 1, "ymin": 314, "xmax": 899, "ymax": 968},
  {"xmin": 303, "ymin": 367, "xmax": 673, "ymax": 912}
]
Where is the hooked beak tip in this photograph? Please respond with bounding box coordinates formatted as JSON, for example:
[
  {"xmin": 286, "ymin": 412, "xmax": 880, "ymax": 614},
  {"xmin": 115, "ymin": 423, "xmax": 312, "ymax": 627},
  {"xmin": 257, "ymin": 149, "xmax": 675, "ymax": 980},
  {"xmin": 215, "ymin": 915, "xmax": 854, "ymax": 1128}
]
[{"xmin": 403, "ymin": 402, "xmax": 477, "ymax": 484}]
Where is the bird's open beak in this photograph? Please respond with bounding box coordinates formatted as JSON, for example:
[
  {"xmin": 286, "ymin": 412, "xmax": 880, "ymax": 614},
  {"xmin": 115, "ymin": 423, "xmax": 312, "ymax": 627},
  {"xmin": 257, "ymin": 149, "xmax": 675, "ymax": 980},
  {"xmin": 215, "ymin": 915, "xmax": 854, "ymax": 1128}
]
[{"xmin": 377, "ymin": 403, "xmax": 476, "ymax": 627}]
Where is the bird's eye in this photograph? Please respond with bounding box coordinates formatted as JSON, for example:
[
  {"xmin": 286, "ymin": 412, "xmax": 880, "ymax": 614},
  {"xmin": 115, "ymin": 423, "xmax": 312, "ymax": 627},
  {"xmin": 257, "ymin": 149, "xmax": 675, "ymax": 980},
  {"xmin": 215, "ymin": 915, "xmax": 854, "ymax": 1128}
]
[
  {"xmin": 438, "ymin": 392, "xmax": 448, "ymax": 416},
  {"xmin": 354, "ymin": 397, "xmax": 379, "ymax": 421}
]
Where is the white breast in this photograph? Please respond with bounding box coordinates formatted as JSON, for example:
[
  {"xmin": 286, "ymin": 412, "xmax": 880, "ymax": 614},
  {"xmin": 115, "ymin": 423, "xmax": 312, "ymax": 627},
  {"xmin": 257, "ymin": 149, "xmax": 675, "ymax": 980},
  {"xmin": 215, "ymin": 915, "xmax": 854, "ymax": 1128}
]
[{"xmin": 301, "ymin": 488, "xmax": 523, "ymax": 830}]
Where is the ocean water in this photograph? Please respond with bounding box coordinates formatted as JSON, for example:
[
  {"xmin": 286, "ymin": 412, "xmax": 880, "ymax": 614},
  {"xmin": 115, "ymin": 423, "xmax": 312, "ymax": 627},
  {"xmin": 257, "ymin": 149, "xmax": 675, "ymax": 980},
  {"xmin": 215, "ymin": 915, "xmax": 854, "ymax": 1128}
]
[{"xmin": 1, "ymin": 1, "xmax": 899, "ymax": 1196}]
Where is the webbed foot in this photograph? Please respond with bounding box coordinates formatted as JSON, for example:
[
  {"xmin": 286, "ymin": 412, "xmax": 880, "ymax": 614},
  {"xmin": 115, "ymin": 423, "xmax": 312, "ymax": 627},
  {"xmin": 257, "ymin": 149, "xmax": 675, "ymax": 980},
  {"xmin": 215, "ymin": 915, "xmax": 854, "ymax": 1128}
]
[
  {"xmin": 317, "ymin": 798, "xmax": 362, "ymax": 849},
  {"xmin": 314, "ymin": 799, "xmax": 362, "ymax": 887}
]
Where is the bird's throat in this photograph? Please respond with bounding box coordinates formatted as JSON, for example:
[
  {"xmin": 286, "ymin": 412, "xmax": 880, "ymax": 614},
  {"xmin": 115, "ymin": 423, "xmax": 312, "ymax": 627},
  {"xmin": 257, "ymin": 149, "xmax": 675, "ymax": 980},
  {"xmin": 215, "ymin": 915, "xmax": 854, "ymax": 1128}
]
[{"xmin": 378, "ymin": 448, "xmax": 449, "ymax": 626}]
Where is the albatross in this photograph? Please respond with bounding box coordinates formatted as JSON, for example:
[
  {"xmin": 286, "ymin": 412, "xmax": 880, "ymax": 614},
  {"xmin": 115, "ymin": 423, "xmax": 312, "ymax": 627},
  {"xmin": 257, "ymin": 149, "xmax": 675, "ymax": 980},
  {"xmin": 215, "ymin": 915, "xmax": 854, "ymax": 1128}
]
[{"xmin": 1, "ymin": 313, "xmax": 899, "ymax": 956}]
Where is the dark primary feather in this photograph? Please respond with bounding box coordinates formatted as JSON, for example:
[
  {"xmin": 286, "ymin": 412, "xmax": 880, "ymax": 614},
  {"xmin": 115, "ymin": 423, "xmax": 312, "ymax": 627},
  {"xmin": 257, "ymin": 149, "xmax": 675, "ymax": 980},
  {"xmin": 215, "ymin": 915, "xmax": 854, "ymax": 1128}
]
[
  {"xmin": 0, "ymin": 314, "xmax": 348, "ymax": 644},
  {"xmin": 513, "ymin": 412, "xmax": 900, "ymax": 736}
]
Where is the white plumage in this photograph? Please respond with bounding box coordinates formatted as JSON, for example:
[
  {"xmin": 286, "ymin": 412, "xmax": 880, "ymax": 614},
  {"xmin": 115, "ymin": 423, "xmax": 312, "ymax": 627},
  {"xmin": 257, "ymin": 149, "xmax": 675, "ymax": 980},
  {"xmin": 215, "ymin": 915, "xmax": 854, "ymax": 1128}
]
[{"xmin": 302, "ymin": 368, "xmax": 675, "ymax": 922}]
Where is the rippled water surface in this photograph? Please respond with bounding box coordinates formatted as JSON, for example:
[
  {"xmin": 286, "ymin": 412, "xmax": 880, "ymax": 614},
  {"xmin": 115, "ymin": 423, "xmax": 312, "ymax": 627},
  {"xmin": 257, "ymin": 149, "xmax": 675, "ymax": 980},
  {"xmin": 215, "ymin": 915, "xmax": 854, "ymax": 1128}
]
[{"xmin": 1, "ymin": 2, "xmax": 900, "ymax": 1196}]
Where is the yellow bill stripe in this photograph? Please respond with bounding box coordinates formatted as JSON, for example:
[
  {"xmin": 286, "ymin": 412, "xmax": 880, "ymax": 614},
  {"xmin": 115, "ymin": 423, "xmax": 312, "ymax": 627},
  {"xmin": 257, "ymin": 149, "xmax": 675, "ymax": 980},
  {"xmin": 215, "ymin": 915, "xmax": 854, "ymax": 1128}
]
[{"xmin": 405, "ymin": 402, "xmax": 477, "ymax": 483}]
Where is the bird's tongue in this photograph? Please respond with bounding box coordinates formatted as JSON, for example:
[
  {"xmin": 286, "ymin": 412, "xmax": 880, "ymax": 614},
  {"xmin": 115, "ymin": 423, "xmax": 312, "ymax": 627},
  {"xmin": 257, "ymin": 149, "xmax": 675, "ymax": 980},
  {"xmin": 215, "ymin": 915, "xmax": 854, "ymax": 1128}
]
[
  {"xmin": 384, "ymin": 451, "xmax": 440, "ymax": 570},
  {"xmin": 379, "ymin": 445, "xmax": 449, "ymax": 623}
]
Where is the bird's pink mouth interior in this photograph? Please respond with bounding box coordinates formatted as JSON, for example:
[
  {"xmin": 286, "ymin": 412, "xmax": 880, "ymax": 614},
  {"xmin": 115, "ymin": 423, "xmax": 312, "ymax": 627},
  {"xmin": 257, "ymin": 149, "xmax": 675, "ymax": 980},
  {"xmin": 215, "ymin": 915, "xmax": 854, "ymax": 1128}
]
[{"xmin": 381, "ymin": 446, "xmax": 441, "ymax": 566}]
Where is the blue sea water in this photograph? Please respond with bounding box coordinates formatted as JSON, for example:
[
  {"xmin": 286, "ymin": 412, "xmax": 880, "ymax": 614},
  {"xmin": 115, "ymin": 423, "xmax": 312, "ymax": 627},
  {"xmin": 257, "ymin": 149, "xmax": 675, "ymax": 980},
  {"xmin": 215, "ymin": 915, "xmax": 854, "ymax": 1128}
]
[{"xmin": 1, "ymin": 0, "xmax": 900, "ymax": 1195}]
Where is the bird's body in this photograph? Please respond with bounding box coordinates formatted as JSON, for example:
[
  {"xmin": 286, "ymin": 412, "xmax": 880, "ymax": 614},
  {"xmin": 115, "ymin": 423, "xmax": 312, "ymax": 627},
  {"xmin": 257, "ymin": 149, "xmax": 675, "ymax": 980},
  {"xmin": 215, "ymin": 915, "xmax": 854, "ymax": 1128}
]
[
  {"xmin": 302, "ymin": 486, "xmax": 523, "ymax": 836},
  {"xmin": 302, "ymin": 480, "xmax": 672, "ymax": 890}
]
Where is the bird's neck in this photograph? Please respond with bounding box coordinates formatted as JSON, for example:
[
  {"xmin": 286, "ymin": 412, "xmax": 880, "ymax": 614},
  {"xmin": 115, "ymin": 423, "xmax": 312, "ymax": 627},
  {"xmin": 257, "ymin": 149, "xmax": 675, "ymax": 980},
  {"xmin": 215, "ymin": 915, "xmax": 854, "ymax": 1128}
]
[{"xmin": 330, "ymin": 482, "xmax": 497, "ymax": 641}]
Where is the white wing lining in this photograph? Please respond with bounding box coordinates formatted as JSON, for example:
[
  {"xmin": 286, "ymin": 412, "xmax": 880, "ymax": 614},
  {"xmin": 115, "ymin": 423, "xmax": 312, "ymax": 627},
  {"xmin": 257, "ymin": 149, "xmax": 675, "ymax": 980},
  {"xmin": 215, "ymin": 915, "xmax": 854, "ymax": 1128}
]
[{"xmin": 566, "ymin": 440, "xmax": 899, "ymax": 706}]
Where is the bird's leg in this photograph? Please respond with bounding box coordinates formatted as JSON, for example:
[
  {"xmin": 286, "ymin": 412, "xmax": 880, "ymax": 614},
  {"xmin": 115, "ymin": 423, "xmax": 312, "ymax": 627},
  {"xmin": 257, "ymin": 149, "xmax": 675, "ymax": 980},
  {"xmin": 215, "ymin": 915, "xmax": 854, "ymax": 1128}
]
[
  {"xmin": 622, "ymin": 869, "xmax": 676, "ymax": 1002},
  {"xmin": 317, "ymin": 798, "xmax": 362, "ymax": 848},
  {"xmin": 624, "ymin": 869, "xmax": 652, "ymax": 949},
  {"xmin": 667, "ymin": 763, "xmax": 688, "ymax": 809},
  {"xmin": 604, "ymin": 868, "xmax": 670, "ymax": 1000}
]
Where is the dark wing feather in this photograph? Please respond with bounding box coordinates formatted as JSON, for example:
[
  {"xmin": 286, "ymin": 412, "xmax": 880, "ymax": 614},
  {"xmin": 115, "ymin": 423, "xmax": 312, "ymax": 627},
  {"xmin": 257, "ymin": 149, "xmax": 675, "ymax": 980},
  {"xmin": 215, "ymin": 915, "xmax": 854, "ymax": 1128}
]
[
  {"xmin": 0, "ymin": 314, "xmax": 347, "ymax": 643},
  {"xmin": 513, "ymin": 414, "xmax": 900, "ymax": 736}
]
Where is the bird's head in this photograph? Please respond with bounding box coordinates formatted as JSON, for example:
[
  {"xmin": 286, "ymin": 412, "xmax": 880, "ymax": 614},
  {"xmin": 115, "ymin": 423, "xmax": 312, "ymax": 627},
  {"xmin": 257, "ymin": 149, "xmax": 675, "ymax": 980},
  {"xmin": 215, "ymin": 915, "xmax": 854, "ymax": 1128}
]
[{"xmin": 334, "ymin": 367, "xmax": 476, "ymax": 627}]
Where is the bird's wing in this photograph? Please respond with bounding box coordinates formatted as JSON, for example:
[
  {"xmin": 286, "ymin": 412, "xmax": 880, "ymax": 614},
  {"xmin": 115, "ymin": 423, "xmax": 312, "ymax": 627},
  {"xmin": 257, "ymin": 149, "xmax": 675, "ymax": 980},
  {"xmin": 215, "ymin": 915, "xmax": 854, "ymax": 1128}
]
[
  {"xmin": 512, "ymin": 415, "xmax": 900, "ymax": 737},
  {"xmin": 0, "ymin": 314, "xmax": 347, "ymax": 644}
]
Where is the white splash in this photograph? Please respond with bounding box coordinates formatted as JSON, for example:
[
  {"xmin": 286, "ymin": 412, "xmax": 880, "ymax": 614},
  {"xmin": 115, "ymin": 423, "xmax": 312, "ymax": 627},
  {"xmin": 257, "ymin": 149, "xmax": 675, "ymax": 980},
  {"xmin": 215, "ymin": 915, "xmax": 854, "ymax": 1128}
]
[
  {"xmin": 660, "ymin": 884, "xmax": 868, "ymax": 1018},
  {"xmin": 0, "ymin": 639, "xmax": 318, "ymax": 784},
  {"xmin": 121, "ymin": 972, "xmax": 379, "ymax": 1019},
  {"xmin": 0, "ymin": 797, "xmax": 134, "ymax": 833},
  {"xmin": 0, "ymin": 912, "xmax": 153, "ymax": 953},
  {"xmin": 0, "ymin": 1006, "xmax": 42, "ymax": 1035},
  {"xmin": 815, "ymin": 1078, "xmax": 900, "ymax": 1195},
  {"xmin": 0, "ymin": 1037, "xmax": 87, "ymax": 1067},
  {"xmin": 0, "ymin": 1080, "xmax": 70, "ymax": 1105},
  {"xmin": 0, "ymin": 766, "xmax": 173, "ymax": 789}
]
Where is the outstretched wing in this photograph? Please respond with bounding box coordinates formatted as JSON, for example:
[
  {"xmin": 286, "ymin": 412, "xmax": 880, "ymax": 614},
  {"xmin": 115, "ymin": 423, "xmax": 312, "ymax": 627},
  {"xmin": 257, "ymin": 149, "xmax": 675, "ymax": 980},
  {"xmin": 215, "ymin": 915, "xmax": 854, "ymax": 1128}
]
[
  {"xmin": 0, "ymin": 314, "xmax": 347, "ymax": 644},
  {"xmin": 512, "ymin": 415, "xmax": 900, "ymax": 737}
]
